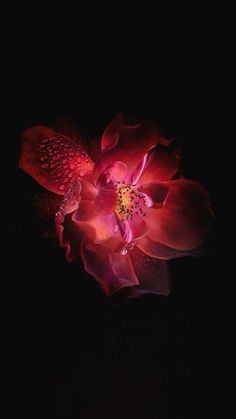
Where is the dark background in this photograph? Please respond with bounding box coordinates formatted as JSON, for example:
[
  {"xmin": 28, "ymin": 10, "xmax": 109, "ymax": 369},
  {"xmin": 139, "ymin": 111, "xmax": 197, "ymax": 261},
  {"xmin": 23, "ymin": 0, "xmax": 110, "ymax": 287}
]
[{"xmin": 10, "ymin": 48, "xmax": 219, "ymax": 418}]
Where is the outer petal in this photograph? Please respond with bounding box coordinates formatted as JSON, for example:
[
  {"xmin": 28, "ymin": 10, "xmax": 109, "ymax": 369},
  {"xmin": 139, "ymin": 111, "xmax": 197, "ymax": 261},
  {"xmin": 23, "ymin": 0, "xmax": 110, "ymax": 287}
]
[
  {"xmin": 101, "ymin": 114, "xmax": 128, "ymax": 152},
  {"xmin": 141, "ymin": 182, "xmax": 169, "ymax": 206},
  {"xmin": 95, "ymin": 116, "xmax": 169, "ymax": 182},
  {"xmin": 81, "ymin": 238, "xmax": 139, "ymax": 296},
  {"xmin": 137, "ymin": 236, "xmax": 204, "ymax": 260},
  {"xmin": 145, "ymin": 179, "xmax": 214, "ymax": 250},
  {"xmin": 54, "ymin": 116, "xmax": 101, "ymax": 162},
  {"xmin": 80, "ymin": 180, "xmax": 98, "ymax": 200},
  {"xmin": 58, "ymin": 212, "xmax": 83, "ymax": 261},
  {"xmin": 55, "ymin": 180, "xmax": 82, "ymax": 260},
  {"xmin": 19, "ymin": 126, "xmax": 94, "ymax": 195},
  {"xmin": 127, "ymin": 247, "xmax": 171, "ymax": 297},
  {"xmin": 137, "ymin": 144, "xmax": 180, "ymax": 184}
]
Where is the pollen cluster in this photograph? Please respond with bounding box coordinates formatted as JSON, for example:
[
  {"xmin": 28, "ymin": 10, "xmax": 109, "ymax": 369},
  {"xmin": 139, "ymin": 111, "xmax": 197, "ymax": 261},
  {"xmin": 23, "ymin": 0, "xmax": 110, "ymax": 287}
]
[{"xmin": 115, "ymin": 183, "xmax": 147, "ymax": 221}]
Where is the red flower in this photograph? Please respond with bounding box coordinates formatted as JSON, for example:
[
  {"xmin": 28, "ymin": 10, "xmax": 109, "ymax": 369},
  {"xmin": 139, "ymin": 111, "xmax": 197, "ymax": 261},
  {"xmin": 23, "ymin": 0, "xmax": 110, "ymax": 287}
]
[{"xmin": 19, "ymin": 115, "xmax": 214, "ymax": 297}]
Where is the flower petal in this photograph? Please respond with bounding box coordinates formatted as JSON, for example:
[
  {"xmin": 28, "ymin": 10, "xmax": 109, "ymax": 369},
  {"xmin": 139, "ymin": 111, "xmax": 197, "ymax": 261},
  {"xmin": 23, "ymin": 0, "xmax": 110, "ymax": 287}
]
[
  {"xmin": 101, "ymin": 114, "xmax": 128, "ymax": 152},
  {"xmin": 118, "ymin": 216, "xmax": 149, "ymax": 243},
  {"xmin": 137, "ymin": 236, "xmax": 203, "ymax": 260},
  {"xmin": 19, "ymin": 126, "xmax": 94, "ymax": 195},
  {"xmin": 58, "ymin": 212, "xmax": 83, "ymax": 261},
  {"xmin": 94, "ymin": 184, "xmax": 117, "ymax": 214},
  {"xmin": 137, "ymin": 144, "xmax": 180, "ymax": 184},
  {"xmin": 73, "ymin": 200, "xmax": 117, "ymax": 242},
  {"xmin": 80, "ymin": 180, "xmax": 98, "ymax": 200},
  {"xmin": 81, "ymin": 237, "xmax": 139, "ymax": 296},
  {"xmin": 107, "ymin": 161, "xmax": 128, "ymax": 183},
  {"xmin": 93, "ymin": 161, "xmax": 127, "ymax": 214},
  {"xmin": 127, "ymin": 247, "xmax": 171, "ymax": 297},
  {"xmin": 55, "ymin": 180, "xmax": 82, "ymax": 260},
  {"xmin": 96, "ymin": 161, "xmax": 128, "ymax": 187},
  {"xmin": 96, "ymin": 116, "xmax": 168, "ymax": 182},
  {"xmin": 141, "ymin": 182, "xmax": 169, "ymax": 206},
  {"xmin": 145, "ymin": 179, "xmax": 214, "ymax": 250},
  {"xmin": 54, "ymin": 116, "xmax": 101, "ymax": 162}
]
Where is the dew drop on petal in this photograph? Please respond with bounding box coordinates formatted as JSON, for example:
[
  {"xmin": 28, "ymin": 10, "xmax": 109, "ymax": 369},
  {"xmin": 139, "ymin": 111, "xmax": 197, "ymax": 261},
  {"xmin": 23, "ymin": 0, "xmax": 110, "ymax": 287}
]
[{"xmin": 120, "ymin": 247, "xmax": 128, "ymax": 256}]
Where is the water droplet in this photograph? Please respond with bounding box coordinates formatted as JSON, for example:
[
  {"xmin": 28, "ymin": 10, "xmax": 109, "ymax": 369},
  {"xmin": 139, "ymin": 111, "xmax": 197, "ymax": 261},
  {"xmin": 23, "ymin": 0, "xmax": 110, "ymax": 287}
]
[
  {"xmin": 59, "ymin": 185, "xmax": 65, "ymax": 191},
  {"xmin": 120, "ymin": 247, "xmax": 128, "ymax": 256}
]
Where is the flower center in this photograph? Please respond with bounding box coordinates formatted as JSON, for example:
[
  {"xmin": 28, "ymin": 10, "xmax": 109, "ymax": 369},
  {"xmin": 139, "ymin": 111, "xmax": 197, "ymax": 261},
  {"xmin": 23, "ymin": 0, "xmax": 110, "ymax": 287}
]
[{"xmin": 115, "ymin": 184, "xmax": 149, "ymax": 221}]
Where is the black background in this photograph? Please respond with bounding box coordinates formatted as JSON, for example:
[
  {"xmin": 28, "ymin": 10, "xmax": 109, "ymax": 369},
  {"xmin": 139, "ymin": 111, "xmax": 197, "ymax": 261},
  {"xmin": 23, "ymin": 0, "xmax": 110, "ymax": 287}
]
[{"xmin": 10, "ymin": 39, "xmax": 220, "ymax": 418}]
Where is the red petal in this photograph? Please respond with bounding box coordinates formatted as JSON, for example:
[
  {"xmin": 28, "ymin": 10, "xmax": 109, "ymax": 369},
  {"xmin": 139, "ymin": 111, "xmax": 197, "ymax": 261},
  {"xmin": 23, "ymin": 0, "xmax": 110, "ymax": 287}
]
[
  {"xmin": 55, "ymin": 181, "xmax": 82, "ymax": 260},
  {"xmin": 54, "ymin": 117, "xmax": 86, "ymax": 146},
  {"xmin": 137, "ymin": 236, "xmax": 203, "ymax": 260},
  {"xmin": 118, "ymin": 216, "xmax": 148, "ymax": 242},
  {"xmin": 101, "ymin": 114, "xmax": 127, "ymax": 152},
  {"xmin": 107, "ymin": 161, "xmax": 128, "ymax": 182},
  {"xmin": 19, "ymin": 126, "xmax": 94, "ymax": 195},
  {"xmin": 128, "ymin": 247, "xmax": 171, "ymax": 296},
  {"xmin": 129, "ymin": 145, "xmax": 157, "ymax": 185},
  {"xmin": 91, "ymin": 161, "xmax": 128, "ymax": 215},
  {"xmin": 141, "ymin": 182, "xmax": 169, "ymax": 206},
  {"xmin": 94, "ymin": 184, "xmax": 117, "ymax": 214},
  {"xmin": 80, "ymin": 180, "xmax": 98, "ymax": 201},
  {"xmin": 58, "ymin": 212, "xmax": 83, "ymax": 261},
  {"xmin": 81, "ymin": 237, "xmax": 139, "ymax": 296},
  {"xmin": 96, "ymin": 116, "xmax": 169, "ymax": 182},
  {"xmin": 73, "ymin": 200, "xmax": 117, "ymax": 242},
  {"xmin": 145, "ymin": 179, "xmax": 214, "ymax": 250},
  {"xmin": 138, "ymin": 145, "xmax": 180, "ymax": 184},
  {"xmin": 54, "ymin": 116, "xmax": 102, "ymax": 162},
  {"xmin": 96, "ymin": 161, "xmax": 128, "ymax": 187}
]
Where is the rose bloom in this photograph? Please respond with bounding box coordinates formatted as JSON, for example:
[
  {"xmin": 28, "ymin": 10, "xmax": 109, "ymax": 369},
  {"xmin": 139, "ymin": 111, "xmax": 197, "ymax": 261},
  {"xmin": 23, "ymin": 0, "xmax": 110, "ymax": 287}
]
[{"xmin": 19, "ymin": 115, "xmax": 213, "ymax": 298}]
